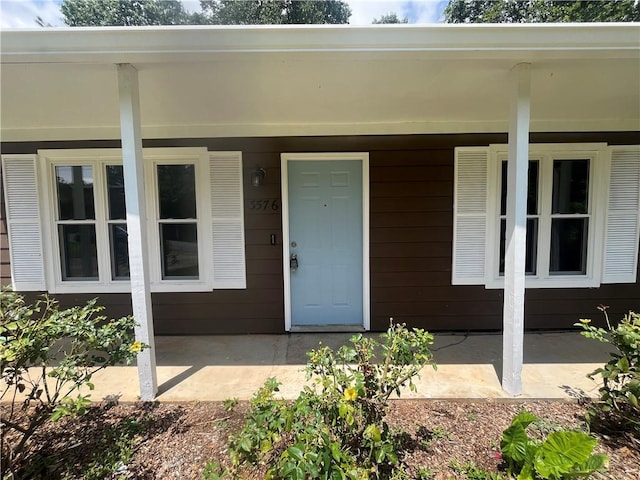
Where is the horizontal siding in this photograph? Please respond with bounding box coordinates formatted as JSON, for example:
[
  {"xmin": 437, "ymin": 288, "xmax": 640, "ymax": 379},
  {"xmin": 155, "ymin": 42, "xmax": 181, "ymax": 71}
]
[
  {"xmin": 1, "ymin": 132, "xmax": 639, "ymax": 334},
  {"xmin": 0, "ymin": 165, "xmax": 11, "ymax": 287}
]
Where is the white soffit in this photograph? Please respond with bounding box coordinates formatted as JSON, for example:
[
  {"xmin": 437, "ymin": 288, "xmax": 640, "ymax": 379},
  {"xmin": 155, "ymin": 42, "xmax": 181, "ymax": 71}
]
[{"xmin": 1, "ymin": 24, "xmax": 639, "ymax": 141}]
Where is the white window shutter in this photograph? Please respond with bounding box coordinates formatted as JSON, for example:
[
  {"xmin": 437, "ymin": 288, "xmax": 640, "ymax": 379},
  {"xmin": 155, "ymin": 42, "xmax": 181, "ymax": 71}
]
[
  {"xmin": 602, "ymin": 146, "xmax": 640, "ymax": 284},
  {"xmin": 1, "ymin": 155, "xmax": 46, "ymax": 291},
  {"xmin": 452, "ymin": 148, "xmax": 489, "ymax": 285},
  {"xmin": 210, "ymin": 152, "xmax": 246, "ymax": 289}
]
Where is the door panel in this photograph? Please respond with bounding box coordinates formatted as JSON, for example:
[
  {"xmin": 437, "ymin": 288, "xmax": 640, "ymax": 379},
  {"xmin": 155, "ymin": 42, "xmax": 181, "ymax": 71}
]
[{"xmin": 288, "ymin": 160, "xmax": 363, "ymax": 326}]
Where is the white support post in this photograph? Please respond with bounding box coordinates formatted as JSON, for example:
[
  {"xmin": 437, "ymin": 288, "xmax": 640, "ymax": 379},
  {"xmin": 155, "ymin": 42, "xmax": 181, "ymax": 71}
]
[
  {"xmin": 502, "ymin": 63, "xmax": 531, "ymax": 396},
  {"xmin": 117, "ymin": 63, "xmax": 158, "ymax": 401}
]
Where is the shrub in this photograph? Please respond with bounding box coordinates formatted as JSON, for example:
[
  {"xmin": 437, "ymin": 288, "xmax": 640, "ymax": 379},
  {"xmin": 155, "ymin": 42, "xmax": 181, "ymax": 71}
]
[
  {"xmin": 0, "ymin": 289, "xmax": 144, "ymax": 477},
  {"xmin": 575, "ymin": 307, "xmax": 640, "ymax": 435},
  {"xmin": 500, "ymin": 410, "xmax": 607, "ymax": 479},
  {"xmin": 227, "ymin": 321, "xmax": 436, "ymax": 479}
]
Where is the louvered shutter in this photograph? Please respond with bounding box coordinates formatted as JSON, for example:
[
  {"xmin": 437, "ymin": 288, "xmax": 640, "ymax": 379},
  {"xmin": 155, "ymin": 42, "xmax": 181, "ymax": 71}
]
[
  {"xmin": 1, "ymin": 155, "xmax": 46, "ymax": 291},
  {"xmin": 452, "ymin": 148, "xmax": 489, "ymax": 285},
  {"xmin": 602, "ymin": 146, "xmax": 640, "ymax": 284},
  {"xmin": 210, "ymin": 152, "xmax": 246, "ymax": 289}
]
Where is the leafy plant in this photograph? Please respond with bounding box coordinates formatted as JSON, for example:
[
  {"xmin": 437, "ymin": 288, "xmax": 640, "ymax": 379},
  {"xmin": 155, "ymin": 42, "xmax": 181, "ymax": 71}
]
[
  {"xmin": 202, "ymin": 460, "xmax": 227, "ymax": 480},
  {"xmin": 500, "ymin": 411, "xmax": 607, "ymax": 479},
  {"xmin": 59, "ymin": 418, "xmax": 143, "ymax": 480},
  {"xmin": 0, "ymin": 289, "xmax": 145, "ymax": 477},
  {"xmin": 226, "ymin": 321, "xmax": 436, "ymax": 479},
  {"xmin": 415, "ymin": 466, "xmax": 434, "ymax": 480},
  {"xmin": 222, "ymin": 397, "xmax": 239, "ymax": 412},
  {"xmin": 575, "ymin": 307, "xmax": 640, "ymax": 435},
  {"xmin": 449, "ymin": 459, "xmax": 504, "ymax": 480},
  {"xmin": 417, "ymin": 425, "xmax": 452, "ymax": 449}
]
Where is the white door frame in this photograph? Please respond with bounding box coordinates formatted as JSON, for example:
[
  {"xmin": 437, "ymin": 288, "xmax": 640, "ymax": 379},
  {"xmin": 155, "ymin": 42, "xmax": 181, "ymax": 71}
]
[{"xmin": 281, "ymin": 152, "xmax": 370, "ymax": 332}]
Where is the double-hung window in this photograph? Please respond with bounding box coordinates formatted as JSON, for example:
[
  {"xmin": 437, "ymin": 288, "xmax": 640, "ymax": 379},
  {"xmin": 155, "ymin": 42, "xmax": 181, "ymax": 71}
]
[
  {"xmin": 14, "ymin": 147, "xmax": 244, "ymax": 294},
  {"xmin": 106, "ymin": 165, "xmax": 130, "ymax": 280},
  {"xmin": 54, "ymin": 165, "xmax": 99, "ymax": 281},
  {"xmin": 493, "ymin": 147, "xmax": 601, "ymax": 287},
  {"xmin": 453, "ymin": 143, "xmax": 640, "ymax": 288}
]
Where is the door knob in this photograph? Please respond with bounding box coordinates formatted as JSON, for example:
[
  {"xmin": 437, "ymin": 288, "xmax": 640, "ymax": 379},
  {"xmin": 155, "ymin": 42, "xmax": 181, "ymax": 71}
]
[{"xmin": 290, "ymin": 253, "xmax": 299, "ymax": 270}]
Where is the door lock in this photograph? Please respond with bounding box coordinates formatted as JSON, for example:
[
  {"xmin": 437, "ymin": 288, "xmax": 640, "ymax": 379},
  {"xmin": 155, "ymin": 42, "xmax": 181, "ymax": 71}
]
[{"xmin": 290, "ymin": 253, "xmax": 299, "ymax": 270}]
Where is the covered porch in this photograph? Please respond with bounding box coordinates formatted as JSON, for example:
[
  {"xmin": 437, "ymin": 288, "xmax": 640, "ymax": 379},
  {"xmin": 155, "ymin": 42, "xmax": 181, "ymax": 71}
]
[
  {"xmin": 1, "ymin": 24, "xmax": 638, "ymax": 401},
  {"xmin": 81, "ymin": 331, "xmax": 611, "ymax": 402}
]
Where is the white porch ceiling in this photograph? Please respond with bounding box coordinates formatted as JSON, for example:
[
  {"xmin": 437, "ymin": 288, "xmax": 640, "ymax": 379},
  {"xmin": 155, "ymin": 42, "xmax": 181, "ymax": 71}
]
[{"xmin": 1, "ymin": 24, "xmax": 639, "ymax": 141}]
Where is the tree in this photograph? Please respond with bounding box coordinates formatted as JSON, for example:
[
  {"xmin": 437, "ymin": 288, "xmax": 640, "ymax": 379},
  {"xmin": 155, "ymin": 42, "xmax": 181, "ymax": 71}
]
[
  {"xmin": 198, "ymin": 0, "xmax": 351, "ymax": 25},
  {"xmin": 61, "ymin": 0, "xmax": 192, "ymax": 26},
  {"xmin": 444, "ymin": 0, "xmax": 640, "ymax": 23},
  {"xmin": 372, "ymin": 12, "xmax": 409, "ymax": 24},
  {"xmin": 60, "ymin": 0, "xmax": 351, "ymax": 27}
]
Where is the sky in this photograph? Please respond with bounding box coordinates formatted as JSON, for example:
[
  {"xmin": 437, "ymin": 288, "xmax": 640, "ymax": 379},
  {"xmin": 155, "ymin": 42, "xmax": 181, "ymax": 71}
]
[{"xmin": 0, "ymin": 0, "xmax": 448, "ymax": 28}]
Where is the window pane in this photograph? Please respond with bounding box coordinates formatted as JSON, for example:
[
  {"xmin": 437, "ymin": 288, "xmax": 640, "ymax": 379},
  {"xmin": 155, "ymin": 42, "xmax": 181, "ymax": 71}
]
[
  {"xmin": 157, "ymin": 165, "xmax": 196, "ymax": 219},
  {"xmin": 527, "ymin": 161, "xmax": 539, "ymax": 215},
  {"xmin": 107, "ymin": 165, "xmax": 126, "ymax": 220},
  {"xmin": 56, "ymin": 166, "xmax": 95, "ymax": 220},
  {"xmin": 500, "ymin": 160, "xmax": 538, "ymax": 216},
  {"xmin": 58, "ymin": 224, "xmax": 98, "ymax": 280},
  {"xmin": 552, "ymin": 159, "xmax": 589, "ymax": 214},
  {"xmin": 499, "ymin": 218, "xmax": 538, "ymax": 276},
  {"xmin": 160, "ymin": 223, "xmax": 198, "ymax": 279},
  {"xmin": 550, "ymin": 218, "xmax": 588, "ymax": 275},
  {"xmin": 110, "ymin": 223, "xmax": 130, "ymax": 280}
]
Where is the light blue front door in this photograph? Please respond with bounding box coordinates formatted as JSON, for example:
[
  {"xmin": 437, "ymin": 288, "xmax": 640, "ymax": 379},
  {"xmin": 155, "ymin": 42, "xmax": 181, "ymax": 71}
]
[{"xmin": 288, "ymin": 160, "xmax": 363, "ymax": 326}]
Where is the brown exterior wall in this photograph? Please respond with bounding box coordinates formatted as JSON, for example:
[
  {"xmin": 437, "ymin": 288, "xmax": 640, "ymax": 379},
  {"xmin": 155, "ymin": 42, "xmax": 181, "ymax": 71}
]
[
  {"xmin": 0, "ymin": 161, "xmax": 10, "ymax": 287},
  {"xmin": 1, "ymin": 132, "xmax": 638, "ymax": 334}
]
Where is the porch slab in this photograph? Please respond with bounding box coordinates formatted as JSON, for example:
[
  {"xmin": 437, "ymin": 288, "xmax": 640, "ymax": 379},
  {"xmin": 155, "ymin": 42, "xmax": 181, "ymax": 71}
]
[{"xmin": 66, "ymin": 332, "xmax": 611, "ymax": 403}]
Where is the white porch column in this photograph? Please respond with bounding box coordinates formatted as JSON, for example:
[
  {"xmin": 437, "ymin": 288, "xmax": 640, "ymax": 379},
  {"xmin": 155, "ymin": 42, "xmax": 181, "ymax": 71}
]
[
  {"xmin": 117, "ymin": 63, "xmax": 158, "ymax": 401},
  {"xmin": 502, "ymin": 63, "xmax": 531, "ymax": 396}
]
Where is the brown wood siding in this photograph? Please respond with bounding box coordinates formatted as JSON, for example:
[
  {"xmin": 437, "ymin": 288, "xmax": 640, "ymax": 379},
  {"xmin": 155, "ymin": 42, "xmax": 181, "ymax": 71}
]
[
  {"xmin": 1, "ymin": 133, "xmax": 638, "ymax": 334},
  {"xmin": 0, "ymin": 162, "xmax": 11, "ymax": 287}
]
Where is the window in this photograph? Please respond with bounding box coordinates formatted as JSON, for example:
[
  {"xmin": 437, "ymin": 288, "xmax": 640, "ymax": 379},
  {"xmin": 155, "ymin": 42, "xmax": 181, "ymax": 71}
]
[
  {"xmin": 54, "ymin": 165, "xmax": 99, "ymax": 281},
  {"xmin": 1, "ymin": 148, "xmax": 246, "ymax": 293},
  {"xmin": 498, "ymin": 160, "xmax": 539, "ymax": 276},
  {"xmin": 157, "ymin": 164, "xmax": 199, "ymax": 279},
  {"xmin": 452, "ymin": 143, "xmax": 640, "ymax": 289},
  {"xmin": 106, "ymin": 165, "xmax": 130, "ymax": 280},
  {"xmin": 489, "ymin": 146, "xmax": 603, "ymax": 288},
  {"xmin": 20, "ymin": 148, "xmax": 244, "ymax": 293},
  {"xmin": 42, "ymin": 148, "xmax": 211, "ymax": 292},
  {"xmin": 497, "ymin": 157, "xmax": 592, "ymax": 279}
]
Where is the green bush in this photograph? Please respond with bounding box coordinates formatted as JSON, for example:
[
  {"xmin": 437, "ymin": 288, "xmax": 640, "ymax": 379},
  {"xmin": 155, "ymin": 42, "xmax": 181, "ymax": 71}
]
[
  {"xmin": 226, "ymin": 321, "xmax": 436, "ymax": 479},
  {"xmin": 0, "ymin": 289, "xmax": 144, "ymax": 477},
  {"xmin": 500, "ymin": 411, "xmax": 607, "ymax": 480},
  {"xmin": 575, "ymin": 307, "xmax": 640, "ymax": 435}
]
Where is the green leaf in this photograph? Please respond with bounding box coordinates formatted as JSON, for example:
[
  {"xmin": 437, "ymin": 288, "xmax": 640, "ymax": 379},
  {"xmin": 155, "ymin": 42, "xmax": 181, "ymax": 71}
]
[
  {"xmin": 565, "ymin": 453, "xmax": 608, "ymax": 477},
  {"xmin": 287, "ymin": 446, "xmax": 305, "ymax": 462},
  {"xmin": 239, "ymin": 437, "xmax": 252, "ymax": 453},
  {"xmin": 533, "ymin": 431, "xmax": 597, "ymax": 479},
  {"xmin": 501, "ymin": 424, "xmax": 529, "ymax": 462},
  {"xmin": 511, "ymin": 410, "xmax": 539, "ymax": 429},
  {"xmin": 618, "ymin": 356, "xmax": 630, "ymax": 372},
  {"xmin": 516, "ymin": 461, "xmax": 535, "ymax": 480}
]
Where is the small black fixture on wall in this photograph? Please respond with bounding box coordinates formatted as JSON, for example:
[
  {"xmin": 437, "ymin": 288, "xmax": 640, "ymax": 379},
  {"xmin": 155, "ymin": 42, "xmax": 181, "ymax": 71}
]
[{"xmin": 251, "ymin": 166, "xmax": 266, "ymax": 187}]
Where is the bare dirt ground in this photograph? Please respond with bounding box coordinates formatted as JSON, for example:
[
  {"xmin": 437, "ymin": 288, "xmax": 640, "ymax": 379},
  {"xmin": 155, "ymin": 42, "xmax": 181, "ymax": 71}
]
[{"xmin": 4, "ymin": 399, "xmax": 639, "ymax": 479}]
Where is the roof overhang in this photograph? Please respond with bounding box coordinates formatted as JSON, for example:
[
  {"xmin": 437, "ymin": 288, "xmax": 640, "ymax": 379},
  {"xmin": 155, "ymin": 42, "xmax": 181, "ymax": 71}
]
[{"xmin": 1, "ymin": 24, "xmax": 639, "ymax": 141}]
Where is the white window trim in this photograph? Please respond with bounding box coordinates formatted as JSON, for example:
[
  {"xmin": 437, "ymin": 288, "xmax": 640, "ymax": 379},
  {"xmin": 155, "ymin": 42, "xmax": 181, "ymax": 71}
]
[
  {"xmin": 38, "ymin": 147, "xmax": 214, "ymax": 294},
  {"xmin": 485, "ymin": 143, "xmax": 609, "ymax": 289},
  {"xmin": 144, "ymin": 148, "xmax": 212, "ymax": 293}
]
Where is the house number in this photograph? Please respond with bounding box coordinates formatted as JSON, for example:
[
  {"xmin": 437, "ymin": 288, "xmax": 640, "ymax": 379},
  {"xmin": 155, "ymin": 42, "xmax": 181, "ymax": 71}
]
[{"xmin": 249, "ymin": 199, "xmax": 280, "ymax": 211}]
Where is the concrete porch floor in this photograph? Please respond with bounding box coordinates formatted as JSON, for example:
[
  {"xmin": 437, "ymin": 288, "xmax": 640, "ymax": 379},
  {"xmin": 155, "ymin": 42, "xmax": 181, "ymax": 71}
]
[{"xmin": 79, "ymin": 331, "xmax": 611, "ymax": 403}]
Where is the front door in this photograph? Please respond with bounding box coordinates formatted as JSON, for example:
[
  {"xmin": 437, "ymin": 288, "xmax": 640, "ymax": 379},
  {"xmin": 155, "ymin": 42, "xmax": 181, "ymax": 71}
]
[{"xmin": 284, "ymin": 156, "xmax": 365, "ymax": 328}]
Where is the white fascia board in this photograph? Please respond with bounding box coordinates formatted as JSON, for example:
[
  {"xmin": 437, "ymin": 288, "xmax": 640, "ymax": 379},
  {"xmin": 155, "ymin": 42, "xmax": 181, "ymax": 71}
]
[
  {"xmin": 2, "ymin": 118, "xmax": 639, "ymax": 143},
  {"xmin": 2, "ymin": 23, "xmax": 639, "ymax": 64}
]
